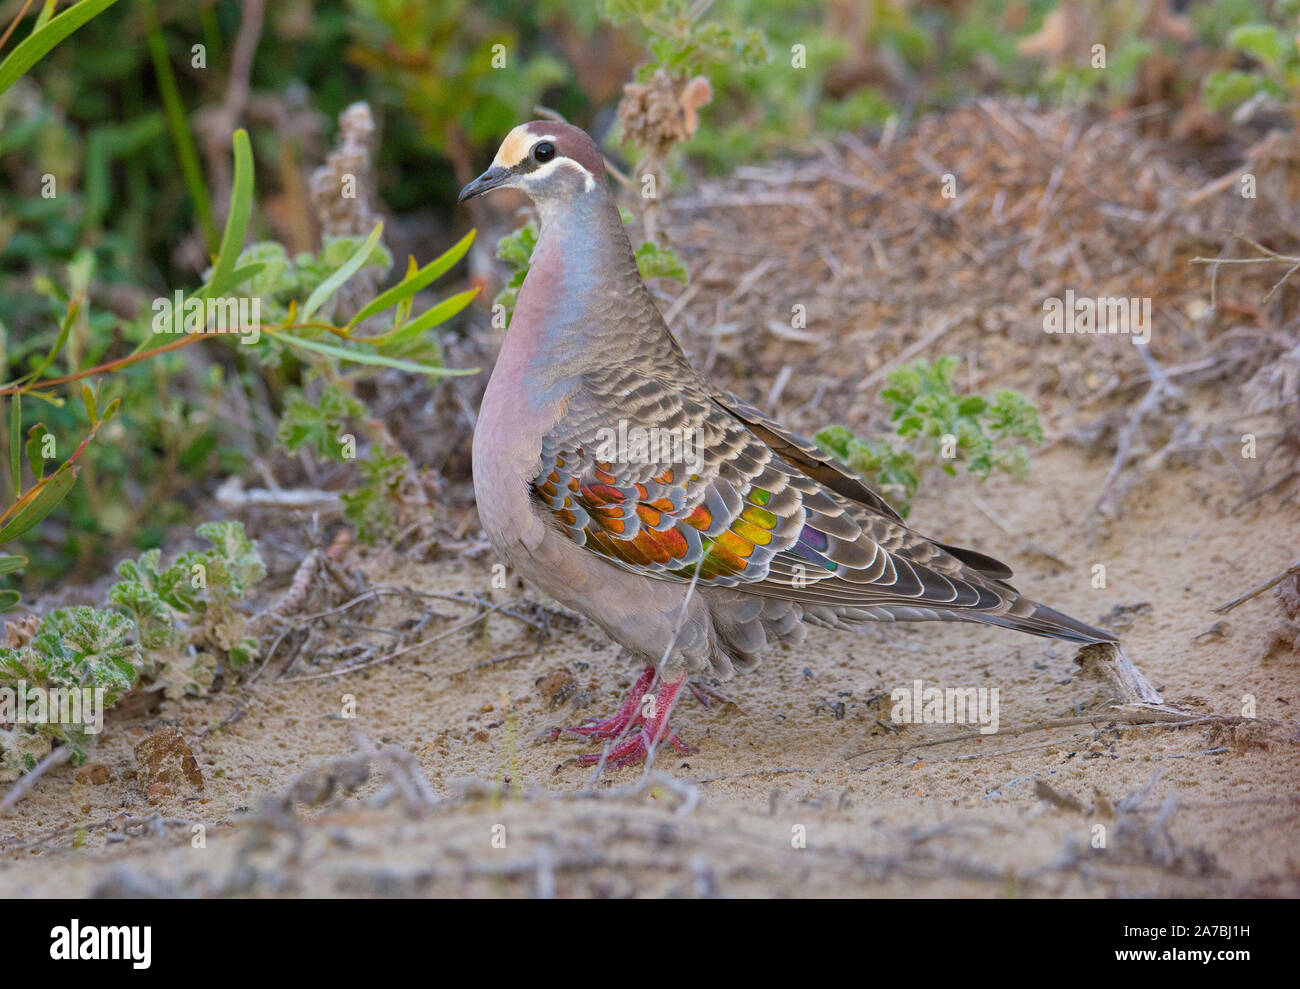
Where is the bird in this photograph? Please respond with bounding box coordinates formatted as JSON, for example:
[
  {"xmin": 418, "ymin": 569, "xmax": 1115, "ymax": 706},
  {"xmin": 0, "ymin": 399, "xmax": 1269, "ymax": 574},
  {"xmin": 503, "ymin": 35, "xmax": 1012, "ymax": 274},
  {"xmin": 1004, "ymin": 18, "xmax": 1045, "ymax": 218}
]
[{"xmin": 459, "ymin": 121, "xmax": 1117, "ymax": 768}]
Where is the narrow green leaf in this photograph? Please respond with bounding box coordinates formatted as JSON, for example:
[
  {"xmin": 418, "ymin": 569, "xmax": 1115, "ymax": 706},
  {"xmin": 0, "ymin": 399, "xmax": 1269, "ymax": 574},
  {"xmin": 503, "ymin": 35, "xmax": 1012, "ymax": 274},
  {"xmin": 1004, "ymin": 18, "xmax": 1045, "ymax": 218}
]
[
  {"xmin": 276, "ymin": 333, "xmax": 476, "ymax": 377},
  {"xmin": 81, "ymin": 384, "xmax": 98, "ymax": 425},
  {"xmin": 0, "ymin": 553, "xmax": 27, "ymax": 575},
  {"xmin": 25, "ymin": 423, "xmax": 49, "ymax": 483},
  {"xmin": 383, "ymin": 289, "xmax": 479, "ymax": 347},
  {"xmin": 34, "ymin": 1, "xmax": 58, "ymax": 31},
  {"xmin": 301, "ymin": 222, "xmax": 384, "ymax": 323},
  {"xmin": 0, "ymin": 461, "xmax": 78, "ymax": 543},
  {"xmin": 173, "ymin": 262, "xmax": 266, "ymax": 319},
  {"xmin": 25, "ymin": 391, "xmax": 64, "ymax": 409},
  {"xmin": 17, "ymin": 300, "xmax": 77, "ymax": 387},
  {"xmin": 219, "ymin": 262, "xmax": 267, "ymax": 292},
  {"xmin": 142, "ymin": 0, "xmax": 217, "ymax": 252},
  {"xmin": 346, "ymin": 229, "xmax": 476, "ymax": 329},
  {"xmin": 0, "ymin": 589, "xmax": 20, "ymax": 611},
  {"xmin": 0, "ymin": 0, "xmax": 123, "ymax": 99},
  {"xmin": 207, "ymin": 129, "xmax": 254, "ymax": 297}
]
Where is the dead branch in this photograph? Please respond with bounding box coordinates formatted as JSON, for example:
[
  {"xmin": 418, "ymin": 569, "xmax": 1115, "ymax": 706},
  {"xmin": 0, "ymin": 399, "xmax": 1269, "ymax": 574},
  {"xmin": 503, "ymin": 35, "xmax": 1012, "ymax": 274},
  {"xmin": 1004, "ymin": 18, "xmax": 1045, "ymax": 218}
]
[{"xmin": 1213, "ymin": 561, "xmax": 1300, "ymax": 614}]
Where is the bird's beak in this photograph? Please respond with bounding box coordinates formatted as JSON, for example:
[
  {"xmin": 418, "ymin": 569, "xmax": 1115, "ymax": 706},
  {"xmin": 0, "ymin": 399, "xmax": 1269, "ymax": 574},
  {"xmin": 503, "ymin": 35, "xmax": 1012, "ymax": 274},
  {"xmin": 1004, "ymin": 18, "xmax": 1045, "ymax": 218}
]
[{"xmin": 457, "ymin": 165, "xmax": 511, "ymax": 203}]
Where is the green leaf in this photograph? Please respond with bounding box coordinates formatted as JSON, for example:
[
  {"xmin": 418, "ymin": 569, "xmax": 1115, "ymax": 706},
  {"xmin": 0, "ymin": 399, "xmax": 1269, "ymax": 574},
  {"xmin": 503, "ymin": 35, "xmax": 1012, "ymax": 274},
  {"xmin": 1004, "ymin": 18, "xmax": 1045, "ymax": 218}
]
[
  {"xmin": 0, "ymin": 461, "xmax": 78, "ymax": 543},
  {"xmin": 496, "ymin": 221, "xmax": 538, "ymax": 269},
  {"xmin": 0, "ymin": 0, "xmax": 124, "ymax": 99},
  {"xmin": 347, "ymin": 229, "xmax": 477, "ymax": 329},
  {"xmin": 634, "ymin": 241, "xmax": 689, "ymax": 283},
  {"xmin": 277, "ymin": 383, "xmax": 364, "ymax": 460},
  {"xmin": 219, "ymin": 262, "xmax": 268, "ymax": 293},
  {"xmin": 812, "ymin": 425, "xmax": 855, "ymax": 460},
  {"xmin": 1228, "ymin": 23, "xmax": 1283, "ymax": 68},
  {"xmin": 4, "ymin": 606, "xmax": 142, "ymax": 702},
  {"xmin": 196, "ymin": 520, "xmax": 267, "ymax": 595},
  {"xmin": 0, "ymin": 553, "xmax": 27, "ymax": 575},
  {"xmin": 1202, "ymin": 70, "xmax": 1264, "ymax": 111},
  {"xmin": 141, "ymin": 0, "xmax": 217, "ymax": 253},
  {"xmin": 25, "ymin": 423, "xmax": 49, "ymax": 483},
  {"xmin": 34, "ymin": 0, "xmax": 58, "ymax": 32},
  {"xmin": 207, "ymin": 129, "xmax": 254, "ymax": 297},
  {"xmin": 0, "ymin": 590, "xmax": 20, "ymax": 612},
  {"xmin": 300, "ymin": 222, "xmax": 385, "ymax": 322},
  {"xmin": 275, "ymin": 333, "xmax": 477, "ymax": 377},
  {"xmin": 81, "ymin": 384, "xmax": 98, "ymax": 425},
  {"xmin": 383, "ymin": 289, "xmax": 479, "ymax": 347}
]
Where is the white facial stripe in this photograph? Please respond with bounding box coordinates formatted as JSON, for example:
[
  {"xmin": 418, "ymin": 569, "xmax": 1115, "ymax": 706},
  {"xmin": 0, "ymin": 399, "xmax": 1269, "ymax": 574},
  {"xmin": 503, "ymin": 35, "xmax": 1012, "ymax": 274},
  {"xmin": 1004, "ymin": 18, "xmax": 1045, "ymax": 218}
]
[{"xmin": 517, "ymin": 155, "xmax": 595, "ymax": 192}]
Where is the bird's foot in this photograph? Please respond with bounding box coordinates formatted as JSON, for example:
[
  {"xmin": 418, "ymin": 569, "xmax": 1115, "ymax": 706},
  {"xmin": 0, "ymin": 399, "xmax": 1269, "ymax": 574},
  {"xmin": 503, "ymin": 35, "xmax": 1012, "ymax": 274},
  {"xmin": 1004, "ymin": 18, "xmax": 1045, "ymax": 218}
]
[
  {"xmin": 565, "ymin": 665, "xmax": 656, "ymax": 741},
  {"xmin": 571, "ymin": 722, "xmax": 690, "ymax": 767},
  {"xmin": 545, "ymin": 665, "xmax": 691, "ymax": 768}
]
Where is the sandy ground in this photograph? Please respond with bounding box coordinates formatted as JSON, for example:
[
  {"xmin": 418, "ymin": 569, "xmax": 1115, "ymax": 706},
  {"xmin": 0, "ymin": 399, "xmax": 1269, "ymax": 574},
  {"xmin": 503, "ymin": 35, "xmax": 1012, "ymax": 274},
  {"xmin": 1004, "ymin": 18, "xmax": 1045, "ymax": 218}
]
[{"xmin": 1, "ymin": 436, "xmax": 1297, "ymax": 897}]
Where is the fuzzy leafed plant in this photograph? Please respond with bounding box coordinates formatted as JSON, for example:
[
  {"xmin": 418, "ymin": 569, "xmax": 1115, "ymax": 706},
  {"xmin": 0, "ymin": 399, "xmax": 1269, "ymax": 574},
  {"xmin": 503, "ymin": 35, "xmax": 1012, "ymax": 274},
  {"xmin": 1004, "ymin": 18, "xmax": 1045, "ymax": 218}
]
[
  {"xmin": 816, "ymin": 356, "xmax": 1043, "ymax": 517},
  {"xmin": 0, "ymin": 606, "xmax": 142, "ymax": 780},
  {"xmin": 108, "ymin": 521, "xmax": 267, "ymax": 699}
]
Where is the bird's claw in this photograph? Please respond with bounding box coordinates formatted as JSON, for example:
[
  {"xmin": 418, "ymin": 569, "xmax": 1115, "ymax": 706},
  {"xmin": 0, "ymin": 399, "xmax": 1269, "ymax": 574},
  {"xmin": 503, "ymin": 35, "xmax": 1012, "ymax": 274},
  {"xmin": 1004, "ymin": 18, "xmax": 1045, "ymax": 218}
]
[{"xmin": 543, "ymin": 665, "xmax": 691, "ymax": 769}]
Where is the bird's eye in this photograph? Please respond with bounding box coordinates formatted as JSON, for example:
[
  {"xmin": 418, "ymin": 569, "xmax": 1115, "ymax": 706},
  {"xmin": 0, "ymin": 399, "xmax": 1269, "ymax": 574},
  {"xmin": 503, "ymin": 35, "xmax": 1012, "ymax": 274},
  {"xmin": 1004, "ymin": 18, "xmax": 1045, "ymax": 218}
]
[{"xmin": 532, "ymin": 141, "xmax": 556, "ymax": 163}]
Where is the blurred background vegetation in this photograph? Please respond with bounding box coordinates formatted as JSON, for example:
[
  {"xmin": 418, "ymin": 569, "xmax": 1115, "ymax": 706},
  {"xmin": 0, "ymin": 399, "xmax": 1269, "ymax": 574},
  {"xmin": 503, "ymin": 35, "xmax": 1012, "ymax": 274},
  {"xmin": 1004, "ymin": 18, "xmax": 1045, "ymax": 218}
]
[{"xmin": 1, "ymin": 0, "xmax": 1297, "ymax": 593}]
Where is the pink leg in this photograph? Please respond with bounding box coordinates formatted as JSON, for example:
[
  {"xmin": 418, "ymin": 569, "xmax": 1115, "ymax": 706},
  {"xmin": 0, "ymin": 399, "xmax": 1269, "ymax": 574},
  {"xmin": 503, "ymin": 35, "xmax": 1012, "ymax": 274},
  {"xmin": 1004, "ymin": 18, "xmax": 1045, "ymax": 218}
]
[
  {"xmin": 545, "ymin": 666, "xmax": 692, "ymax": 767},
  {"xmin": 573, "ymin": 668, "xmax": 691, "ymax": 767},
  {"xmin": 541, "ymin": 665, "xmax": 655, "ymax": 743}
]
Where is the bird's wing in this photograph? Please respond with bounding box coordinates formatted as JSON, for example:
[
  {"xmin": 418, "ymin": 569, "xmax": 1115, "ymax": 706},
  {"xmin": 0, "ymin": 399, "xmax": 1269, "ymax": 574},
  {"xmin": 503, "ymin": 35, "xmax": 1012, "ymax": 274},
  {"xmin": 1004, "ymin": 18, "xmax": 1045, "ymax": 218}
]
[
  {"xmin": 536, "ymin": 367, "xmax": 1016, "ymax": 610},
  {"xmin": 533, "ymin": 364, "xmax": 1114, "ymax": 644}
]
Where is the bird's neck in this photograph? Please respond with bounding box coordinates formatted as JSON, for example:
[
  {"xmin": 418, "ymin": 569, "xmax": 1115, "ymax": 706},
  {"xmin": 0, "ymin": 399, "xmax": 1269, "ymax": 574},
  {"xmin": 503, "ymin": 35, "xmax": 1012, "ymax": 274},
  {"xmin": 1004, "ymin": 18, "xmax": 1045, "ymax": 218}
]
[{"xmin": 505, "ymin": 190, "xmax": 668, "ymax": 391}]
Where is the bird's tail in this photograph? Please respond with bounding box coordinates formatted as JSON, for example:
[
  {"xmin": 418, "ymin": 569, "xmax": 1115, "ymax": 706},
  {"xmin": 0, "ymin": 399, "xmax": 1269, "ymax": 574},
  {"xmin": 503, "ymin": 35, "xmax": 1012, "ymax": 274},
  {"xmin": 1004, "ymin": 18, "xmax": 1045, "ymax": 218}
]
[{"xmin": 970, "ymin": 599, "xmax": 1118, "ymax": 645}]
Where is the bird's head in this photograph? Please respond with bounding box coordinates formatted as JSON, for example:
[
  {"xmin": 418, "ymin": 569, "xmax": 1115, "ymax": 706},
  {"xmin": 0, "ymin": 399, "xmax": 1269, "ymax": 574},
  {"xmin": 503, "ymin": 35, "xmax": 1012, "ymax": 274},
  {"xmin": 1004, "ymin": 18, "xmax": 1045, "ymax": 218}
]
[{"xmin": 457, "ymin": 121, "xmax": 606, "ymax": 208}]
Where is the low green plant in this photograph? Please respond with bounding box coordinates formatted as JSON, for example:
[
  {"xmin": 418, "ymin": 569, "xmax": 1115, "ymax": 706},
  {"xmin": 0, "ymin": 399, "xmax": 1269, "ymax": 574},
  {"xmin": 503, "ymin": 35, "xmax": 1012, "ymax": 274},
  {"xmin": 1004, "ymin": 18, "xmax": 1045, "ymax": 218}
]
[
  {"xmin": 816, "ymin": 356, "xmax": 1042, "ymax": 517},
  {"xmin": 0, "ymin": 519, "xmax": 266, "ymax": 777},
  {"xmin": 339, "ymin": 446, "xmax": 412, "ymax": 544},
  {"xmin": 600, "ymin": 0, "xmax": 768, "ymax": 82},
  {"xmin": 2, "ymin": 127, "xmax": 477, "ymax": 591},
  {"xmin": 0, "ymin": 378, "xmax": 122, "ymax": 609},
  {"xmin": 277, "ymin": 380, "xmax": 366, "ymax": 461},
  {"xmin": 1202, "ymin": 20, "xmax": 1300, "ymax": 116},
  {"xmin": 277, "ymin": 379, "xmax": 413, "ymax": 543},
  {"xmin": 108, "ymin": 520, "xmax": 267, "ymax": 699},
  {"xmin": 0, "ymin": 606, "xmax": 142, "ymax": 779}
]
